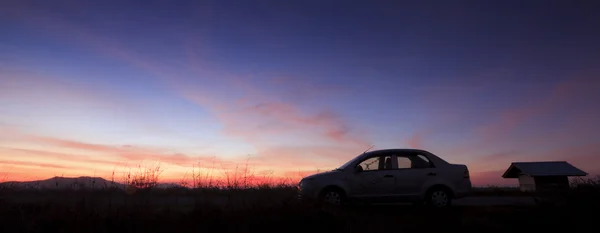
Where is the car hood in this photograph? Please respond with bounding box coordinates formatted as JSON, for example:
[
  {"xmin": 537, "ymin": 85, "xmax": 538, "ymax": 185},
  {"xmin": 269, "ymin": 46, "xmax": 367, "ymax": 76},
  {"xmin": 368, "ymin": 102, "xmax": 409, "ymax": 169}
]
[{"xmin": 303, "ymin": 170, "xmax": 342, "ymax": 180}]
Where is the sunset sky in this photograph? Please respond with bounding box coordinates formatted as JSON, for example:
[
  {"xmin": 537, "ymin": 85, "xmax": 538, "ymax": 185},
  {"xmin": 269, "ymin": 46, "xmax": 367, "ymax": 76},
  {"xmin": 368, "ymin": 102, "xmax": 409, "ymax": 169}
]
[{"xmin": 1, "ymin": 0, "xmax": 599, "ymax": 186}]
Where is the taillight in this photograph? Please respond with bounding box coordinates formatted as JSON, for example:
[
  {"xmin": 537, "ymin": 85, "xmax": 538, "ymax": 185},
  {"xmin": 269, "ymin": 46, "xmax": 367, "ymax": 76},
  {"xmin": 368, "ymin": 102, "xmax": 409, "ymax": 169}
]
[{"xmin": 463, "ymin": 168, "xmax": 470, "ymax": 178}]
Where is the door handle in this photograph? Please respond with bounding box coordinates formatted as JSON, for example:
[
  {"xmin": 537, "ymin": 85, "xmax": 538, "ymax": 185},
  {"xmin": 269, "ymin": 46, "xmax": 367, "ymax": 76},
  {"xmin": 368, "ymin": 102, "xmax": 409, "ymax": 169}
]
[
  {"xmin": 427, "ymin": 172, "xmax": 436, "ymax": 176},
  {"xmin": 383, "ymin": 175, "xmax": 393, "ymax": 178}
]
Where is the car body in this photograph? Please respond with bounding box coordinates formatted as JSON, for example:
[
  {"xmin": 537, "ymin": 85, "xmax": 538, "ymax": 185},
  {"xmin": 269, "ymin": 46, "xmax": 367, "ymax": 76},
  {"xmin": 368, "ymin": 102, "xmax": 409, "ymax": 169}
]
[{"xmin": 297, "ymin": 148, "xmax": 471, "ymax": 207}]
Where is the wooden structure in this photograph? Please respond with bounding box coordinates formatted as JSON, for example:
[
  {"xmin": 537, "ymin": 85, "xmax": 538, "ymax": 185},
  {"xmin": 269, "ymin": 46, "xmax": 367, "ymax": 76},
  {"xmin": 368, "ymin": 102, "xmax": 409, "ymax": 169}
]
[{"xmin": 501, "ymin": 161, "xmax": 587, "ymax": 192}]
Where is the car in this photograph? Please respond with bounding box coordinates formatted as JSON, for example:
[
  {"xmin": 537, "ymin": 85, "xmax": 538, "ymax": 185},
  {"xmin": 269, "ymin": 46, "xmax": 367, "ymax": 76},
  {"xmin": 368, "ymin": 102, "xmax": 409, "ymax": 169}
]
[{"xmin": 297, "ymin": 148, "xmax": 471, "ymax": 207}]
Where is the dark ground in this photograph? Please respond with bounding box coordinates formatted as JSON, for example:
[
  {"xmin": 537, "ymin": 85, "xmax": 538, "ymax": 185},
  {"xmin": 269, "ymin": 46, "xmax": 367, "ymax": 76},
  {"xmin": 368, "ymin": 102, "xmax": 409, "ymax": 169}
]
[
  {"xmin": 0, "ymin": 201, "xmax": 596, "ymax": 233},
  {"xmin": 0, "ymin": 181, "xmax": 598, "ymax": 233}
]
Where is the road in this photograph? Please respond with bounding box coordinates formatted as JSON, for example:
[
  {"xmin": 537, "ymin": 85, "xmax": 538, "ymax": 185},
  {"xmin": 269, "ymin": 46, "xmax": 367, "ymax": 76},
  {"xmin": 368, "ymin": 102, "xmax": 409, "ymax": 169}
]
[
  {"xmin": 1, "ymin": 194, "xmax": 537, "ymax": 209},
  {"xmin": 453, "ymin": 196, "xmax": 536, "ymax": 206}
]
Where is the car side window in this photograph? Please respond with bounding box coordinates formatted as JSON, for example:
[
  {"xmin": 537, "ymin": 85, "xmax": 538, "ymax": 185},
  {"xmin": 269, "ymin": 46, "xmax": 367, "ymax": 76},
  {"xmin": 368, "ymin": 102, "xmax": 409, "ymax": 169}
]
[
  {"xmin": 358, "ymin": 157, "xmax": 379, "ymax": 171},
  {"xmin": 412, "ymin": 154, "xmax": 433, "ymax": 168},
  {"xmin": 394, "ymin": 153, "xmax": 433, "ymax": 169},
  {"xmin": 397, "ymin": 156, "xmax": 412, "ymax": 169},
  {"xmin": 357, "ymin": 155, "xmax": 393, "ymax": 171}
]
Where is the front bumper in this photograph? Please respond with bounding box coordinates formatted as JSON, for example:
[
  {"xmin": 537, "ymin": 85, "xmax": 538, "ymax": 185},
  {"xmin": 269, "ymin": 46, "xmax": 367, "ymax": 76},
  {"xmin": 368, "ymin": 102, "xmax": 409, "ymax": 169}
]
[{"xmin": 297, "ymin": 183, "xmax": 320, "ymax": 203}]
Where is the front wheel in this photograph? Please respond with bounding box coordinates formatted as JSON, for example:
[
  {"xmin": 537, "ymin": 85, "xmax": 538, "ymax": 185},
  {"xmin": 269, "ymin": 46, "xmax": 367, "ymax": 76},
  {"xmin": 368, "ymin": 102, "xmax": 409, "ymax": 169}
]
[
  {"xmin": 426, "ymin": 188, "xmax": 452, "ymax": 207},
  {"xmin": 319, "ymin": 188, "xmax": 346, "ymax": 206}
]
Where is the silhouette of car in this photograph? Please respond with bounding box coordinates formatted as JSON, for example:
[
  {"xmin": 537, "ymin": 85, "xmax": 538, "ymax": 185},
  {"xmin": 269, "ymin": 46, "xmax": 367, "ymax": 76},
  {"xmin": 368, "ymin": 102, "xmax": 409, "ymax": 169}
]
[{"xmin": 297, "ymin": 148, "xmax": 471, "ymax": 207}]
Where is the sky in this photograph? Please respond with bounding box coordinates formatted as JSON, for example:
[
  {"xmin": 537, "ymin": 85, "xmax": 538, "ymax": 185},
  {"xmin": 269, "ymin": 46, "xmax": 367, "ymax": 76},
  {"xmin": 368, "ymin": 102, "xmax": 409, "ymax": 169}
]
[{"xmin": 1, "ymin": 0, "xmax": 599, "ymax": 186}]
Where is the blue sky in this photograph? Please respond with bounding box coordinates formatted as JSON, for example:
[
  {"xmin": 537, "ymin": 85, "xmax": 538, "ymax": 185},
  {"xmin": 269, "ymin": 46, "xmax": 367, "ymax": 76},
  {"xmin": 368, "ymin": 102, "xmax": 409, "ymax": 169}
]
[{"xmin": 1, "ymin": 0, "xmax": 599, "ymax": 185}]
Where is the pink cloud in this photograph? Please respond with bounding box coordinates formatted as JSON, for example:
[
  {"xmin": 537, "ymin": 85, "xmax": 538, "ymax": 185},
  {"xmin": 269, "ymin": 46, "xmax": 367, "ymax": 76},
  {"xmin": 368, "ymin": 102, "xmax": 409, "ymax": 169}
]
[
  {"xmin": 2, "ymin": 130, "xmax": 199, "ymax": 168},
  {"xmin": 2, "ymin": 127, "xmax": 279, "ymax": 181},
  {"xmin": 445, "ymin": 77, "xmax": 600, "ymax": 157},
  {"xmin": 172, "ymin": 71, "xmax": 374, "ymax": 177},
  {"xmin": 0, "ymin": 159, "xmax": 72, "ymax": 170},
  {"xmin": 1, "ymin": 147, "xmax": 127, "ymax": 167},
  {"xmin": 406, "ymin": 132, "xmax": 425, "ymax": 148},
  {"xmin": 254, "ymin": 145, "xmax": 361, "ymax": 166},
  {"xmin": 480, "ymin": 82, "xmax": 576, "ymax": 139},
  {"xmin": 181, "ymin": 72, "xmax": 368, "ymax": 143},
  {"xmin": 181, "ymin": 89, "xmax": 371, "ymax": 164},
  {"xmin": 245, "ymin": 102, "xmax": 368, "ymax": 145},
  {"xmin": 26, "ymin": 136, "xmax": 123, "ymax": 154}
]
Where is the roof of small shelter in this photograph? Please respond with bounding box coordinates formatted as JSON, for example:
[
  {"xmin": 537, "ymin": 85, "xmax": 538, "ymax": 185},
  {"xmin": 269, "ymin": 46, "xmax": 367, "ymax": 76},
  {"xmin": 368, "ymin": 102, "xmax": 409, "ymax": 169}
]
[{"xmin": 502, "ymin": 161, "xmax": 588, "ymax": 178}]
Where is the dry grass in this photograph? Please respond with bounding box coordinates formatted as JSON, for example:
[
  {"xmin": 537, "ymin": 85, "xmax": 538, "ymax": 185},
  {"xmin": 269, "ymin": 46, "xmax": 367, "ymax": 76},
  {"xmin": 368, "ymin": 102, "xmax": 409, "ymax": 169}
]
[{"xmin": 122, "ymin": 163, "xmax": 164, "ymax": 189}]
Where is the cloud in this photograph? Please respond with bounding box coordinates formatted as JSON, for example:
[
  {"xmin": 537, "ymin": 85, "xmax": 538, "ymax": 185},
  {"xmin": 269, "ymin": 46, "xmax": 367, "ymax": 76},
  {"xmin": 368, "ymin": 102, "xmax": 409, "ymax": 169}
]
[
  {"xmin": 1, "ymin": 131, "xmax": 201, "ymax": 168},
  {"xmin": 0, "ymin": 159, "xmax": 72, "ymax": 170},
  {"xmin": 26, "ymin": 136, "xmax": 123, "ymax": 154},
  {"xmin": 255, "ymin": 145, "xmax": 361, "ymax": 166},
  {"xmin": 0, "ymin": 147, "xmax": 125, "ymax": 167},
  {"xmin": 179, "ymin": 84, "xmax": 371, "ymax": 167},
  {"xmin": 406, "ymin": 132, "xmax": 425, "ymax": 148},
  {"xmin": 245, "ymin": 102, "xmax": 367, "ymax": 145},
  {"xmin": 1, "ymin": 128, "xmax": 271, "ymax": 180},
  {"xmin": 444, "ymin": 77, "xmax": 600, "ymax": 156},
  {"xmin": 476, "ymin": 82, "xmax": 574, "ymax": 142}
]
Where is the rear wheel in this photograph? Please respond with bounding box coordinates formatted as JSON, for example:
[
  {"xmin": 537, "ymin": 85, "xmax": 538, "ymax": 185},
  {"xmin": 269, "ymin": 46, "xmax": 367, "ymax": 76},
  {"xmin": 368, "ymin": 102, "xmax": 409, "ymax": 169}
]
[{"xmin": 426, "ymin": 188, "xmax": 452, "ymax": 207}]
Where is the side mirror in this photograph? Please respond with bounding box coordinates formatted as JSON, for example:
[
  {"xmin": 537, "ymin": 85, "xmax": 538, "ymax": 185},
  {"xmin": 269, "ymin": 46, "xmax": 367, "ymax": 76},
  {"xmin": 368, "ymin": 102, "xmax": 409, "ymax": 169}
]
[{"xmin": 354, "ymin": 165, "xmax": 362, "ymax": 173}]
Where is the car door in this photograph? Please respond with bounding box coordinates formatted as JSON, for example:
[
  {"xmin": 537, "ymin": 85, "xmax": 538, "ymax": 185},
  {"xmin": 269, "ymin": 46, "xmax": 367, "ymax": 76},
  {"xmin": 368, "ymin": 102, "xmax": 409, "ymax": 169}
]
[
  {"xmin": 348, "ymin": 153, "xmax": 396, "ymax": 198},
  {"xmin": 391, "ymin": 152, "xmax": 437, "ymax": 198}
]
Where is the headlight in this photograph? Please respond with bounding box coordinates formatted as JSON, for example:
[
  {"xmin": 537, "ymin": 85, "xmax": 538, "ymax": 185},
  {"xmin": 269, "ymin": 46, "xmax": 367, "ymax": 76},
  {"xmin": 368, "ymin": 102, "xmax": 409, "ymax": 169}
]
[{"xmin": 298, "ymin": 178, "xmax": 314, "ymax": 189}]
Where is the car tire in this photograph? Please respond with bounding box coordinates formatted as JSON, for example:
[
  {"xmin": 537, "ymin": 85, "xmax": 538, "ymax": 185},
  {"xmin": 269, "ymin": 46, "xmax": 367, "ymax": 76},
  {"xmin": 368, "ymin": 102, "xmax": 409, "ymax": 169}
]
[
  {"xmin": 319, "ymin": 188, "xmax": 346, "ymax": 206},
  {"xmin": 426, "ymin": 187, "xmax": 452, "ymax": 208}
]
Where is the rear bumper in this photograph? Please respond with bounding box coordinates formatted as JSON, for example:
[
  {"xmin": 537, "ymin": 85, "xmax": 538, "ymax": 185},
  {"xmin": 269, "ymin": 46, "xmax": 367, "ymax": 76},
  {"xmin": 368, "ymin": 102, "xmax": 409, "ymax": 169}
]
[
  {"xmin": 454, "ymin": 179, "xmax": 472, "ymax": 199},
  {"xmin": 454, "ymin": 190, "xmax": 470, "ymax": 199}
]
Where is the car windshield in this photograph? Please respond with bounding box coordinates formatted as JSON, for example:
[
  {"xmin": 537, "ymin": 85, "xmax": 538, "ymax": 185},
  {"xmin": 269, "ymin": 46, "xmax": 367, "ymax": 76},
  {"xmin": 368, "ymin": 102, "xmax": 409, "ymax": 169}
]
[{"xmin": 336, "ymin": 154, "xmax": 364, "ymax": 170}]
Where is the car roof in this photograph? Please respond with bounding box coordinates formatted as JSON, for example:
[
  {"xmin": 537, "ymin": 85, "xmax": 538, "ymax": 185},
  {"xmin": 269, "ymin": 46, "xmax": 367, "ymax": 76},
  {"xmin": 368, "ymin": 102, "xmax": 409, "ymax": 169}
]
[
  {"xmin": 364, "ymin": 148, "xmax": 430, "ymax": 155},
  {"xmin": 354, "ymin": 148, "xmax": 450, "ymax": 166}
]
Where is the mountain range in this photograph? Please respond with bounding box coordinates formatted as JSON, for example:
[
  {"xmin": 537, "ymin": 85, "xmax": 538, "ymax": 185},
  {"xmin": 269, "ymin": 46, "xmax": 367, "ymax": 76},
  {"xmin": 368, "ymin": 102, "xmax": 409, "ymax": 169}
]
[{"xmin": 0, "ymin": 176, "xmax": 183, "ymax": 190}]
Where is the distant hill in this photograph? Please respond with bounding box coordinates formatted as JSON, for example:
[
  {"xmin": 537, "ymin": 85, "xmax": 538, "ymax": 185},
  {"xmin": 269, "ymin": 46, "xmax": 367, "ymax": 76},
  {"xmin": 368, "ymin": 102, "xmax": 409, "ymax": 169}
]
[
  {"xmin": 0, "ymin": 176, "xmax": 186, "ymax": 190},
  {"xmin": 0, "ymin": 176, "xmax": 124, "ymax": 190}
]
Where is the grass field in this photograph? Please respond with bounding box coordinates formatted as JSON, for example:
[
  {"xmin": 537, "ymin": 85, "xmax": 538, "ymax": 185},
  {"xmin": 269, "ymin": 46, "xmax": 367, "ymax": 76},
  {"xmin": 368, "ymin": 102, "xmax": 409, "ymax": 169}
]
[{"xmin": 1, "ymin": 176, "xmax": 599, "ymax": 233}]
